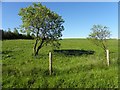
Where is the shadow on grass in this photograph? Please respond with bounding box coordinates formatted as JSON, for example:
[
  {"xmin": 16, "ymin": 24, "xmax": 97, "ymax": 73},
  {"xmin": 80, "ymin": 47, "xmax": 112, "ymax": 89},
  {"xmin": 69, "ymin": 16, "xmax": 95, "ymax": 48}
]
[
  {"xmin": 53, "ymin": 49, "xmax": 95, "ymax": 56},
  {"xmin": 2, "ymin": 50, "xmax": 13, "ymax": 55}
]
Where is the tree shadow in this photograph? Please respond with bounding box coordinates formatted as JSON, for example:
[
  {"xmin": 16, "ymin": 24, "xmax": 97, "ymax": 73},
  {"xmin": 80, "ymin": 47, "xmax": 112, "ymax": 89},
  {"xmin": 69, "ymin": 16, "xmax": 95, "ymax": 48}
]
[
  {"xmin": 2, "ymin": 50, "xmax": 13, "ymax": 55},
  {"xmin": 53, "ymin": 49, "xmax": 95, "ymax": 56}
]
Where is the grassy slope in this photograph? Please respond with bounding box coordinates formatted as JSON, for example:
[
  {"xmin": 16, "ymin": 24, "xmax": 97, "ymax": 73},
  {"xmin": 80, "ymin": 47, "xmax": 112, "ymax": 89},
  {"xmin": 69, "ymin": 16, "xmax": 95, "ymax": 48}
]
[
  {"xmin": 0, "ymin": 40, "xmax": 2, "ymax": 84},
  {"xmin": 2, "ymin": 39, "xmax": 118, "ymax": 88}
]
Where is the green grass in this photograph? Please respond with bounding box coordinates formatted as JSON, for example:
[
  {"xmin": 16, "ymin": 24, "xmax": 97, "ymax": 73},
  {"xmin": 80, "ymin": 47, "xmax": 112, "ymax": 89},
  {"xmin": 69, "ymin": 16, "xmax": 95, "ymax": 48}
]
[{"xmin": 2, "ymin": 39, "xmax": 118, "ymax": 88}]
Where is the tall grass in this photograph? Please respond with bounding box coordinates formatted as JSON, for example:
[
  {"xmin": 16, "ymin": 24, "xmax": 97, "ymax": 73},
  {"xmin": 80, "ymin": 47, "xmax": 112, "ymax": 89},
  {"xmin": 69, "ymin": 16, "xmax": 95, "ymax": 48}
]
[{"xmin": 2, "ymin": 39, "xmax": 118, "ymax": 88}]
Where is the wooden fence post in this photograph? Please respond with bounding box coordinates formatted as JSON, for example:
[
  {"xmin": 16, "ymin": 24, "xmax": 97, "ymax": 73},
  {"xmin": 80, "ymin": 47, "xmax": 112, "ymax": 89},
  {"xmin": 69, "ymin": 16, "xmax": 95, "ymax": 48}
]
[
  {"xmin": 106, "ymin": 49, "xmax": 109, "ymax": 66},
  {"xmin": 49, "ymin": 52, "xmax": 52, "ymax": 75}
]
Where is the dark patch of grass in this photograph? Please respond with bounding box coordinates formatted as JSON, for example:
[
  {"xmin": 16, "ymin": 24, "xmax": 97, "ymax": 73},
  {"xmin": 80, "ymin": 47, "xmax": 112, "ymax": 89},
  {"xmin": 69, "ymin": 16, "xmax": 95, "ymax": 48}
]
[
  {"xmin": 53, "ymin": 49, "xmax": 95, "ymax": 56},
  {"xmin": 2, "ymin": 51, "xmax": 13, "ymax": 55}
]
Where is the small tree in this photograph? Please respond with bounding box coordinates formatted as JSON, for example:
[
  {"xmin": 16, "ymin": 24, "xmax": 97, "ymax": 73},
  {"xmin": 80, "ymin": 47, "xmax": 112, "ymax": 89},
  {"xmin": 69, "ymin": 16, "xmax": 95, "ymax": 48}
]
[
  {"xmin": 13, "ymin": 28, "xmax": 19, "ymax": 35},
  {"xmin": 88, "ymin": 25, "xmax": 111, "ymax": 57},
  {"xmin": 13, "ymin": 28, "xmax": 19, "ymax": 39},
  {"xmin": 7, "ymin": 28, "xmax": 13, "ymax": 39},
  {"xmin": 18, "ymin": 3, "xmax": 64, "ymax": 56}
]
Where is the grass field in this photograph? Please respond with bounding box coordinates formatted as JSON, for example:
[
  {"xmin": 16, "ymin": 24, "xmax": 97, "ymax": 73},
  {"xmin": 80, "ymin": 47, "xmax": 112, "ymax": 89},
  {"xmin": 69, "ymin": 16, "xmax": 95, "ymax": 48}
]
[{"xmin": 2, "ymin": 39, "xmax": 118, "ymax": 88}]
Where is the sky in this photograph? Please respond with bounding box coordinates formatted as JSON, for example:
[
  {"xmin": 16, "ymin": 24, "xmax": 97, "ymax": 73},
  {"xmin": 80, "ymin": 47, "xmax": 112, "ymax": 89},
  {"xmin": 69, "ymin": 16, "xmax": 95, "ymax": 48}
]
[{"xmin": 1, "ymin": 2, "xmax": 118, "ymax": 38}]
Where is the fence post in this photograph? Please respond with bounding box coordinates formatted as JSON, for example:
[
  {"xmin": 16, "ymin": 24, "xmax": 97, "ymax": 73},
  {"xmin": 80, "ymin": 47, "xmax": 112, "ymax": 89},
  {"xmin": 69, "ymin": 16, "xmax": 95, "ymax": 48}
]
[
  {"xmin": 49, "ymin": 52, "xmax": 52, "ymax": 75},
  {"xmin": 106, "ymin": 49, "xmax": 109, "ymax": 66}
]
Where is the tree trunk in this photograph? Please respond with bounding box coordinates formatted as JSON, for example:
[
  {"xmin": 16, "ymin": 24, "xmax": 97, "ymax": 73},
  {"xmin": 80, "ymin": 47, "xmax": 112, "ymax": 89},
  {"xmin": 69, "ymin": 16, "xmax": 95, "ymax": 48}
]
[
  {"xmin": 33, "ymin": 39, "xmax": 39, "ymax": 55},
  {"xmin": 101, "ymin": 41, "xmax": 107, "ymax": 58},
  {"xmin": 35, "ymin": 39, "xmax": 44, "ymax": 56}
]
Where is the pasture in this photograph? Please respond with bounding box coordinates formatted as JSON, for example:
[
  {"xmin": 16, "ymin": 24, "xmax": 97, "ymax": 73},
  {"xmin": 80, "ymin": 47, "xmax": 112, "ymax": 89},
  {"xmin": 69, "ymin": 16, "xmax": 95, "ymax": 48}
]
[{"xmin": 2, "ymin": 39, "xmax": 118, "ymax": 88}]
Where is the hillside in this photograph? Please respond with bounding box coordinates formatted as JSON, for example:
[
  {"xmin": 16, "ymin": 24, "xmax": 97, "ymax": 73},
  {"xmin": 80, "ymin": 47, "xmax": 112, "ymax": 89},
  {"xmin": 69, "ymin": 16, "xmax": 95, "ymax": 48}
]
[{"xmin": 2, "ymin": 39, "xmax": 118, "ymax": 88}]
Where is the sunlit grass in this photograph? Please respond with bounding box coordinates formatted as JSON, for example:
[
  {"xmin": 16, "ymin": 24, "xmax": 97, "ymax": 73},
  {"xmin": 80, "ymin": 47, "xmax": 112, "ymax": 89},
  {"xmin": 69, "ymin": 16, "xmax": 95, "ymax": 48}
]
[{"xmin": 2, "ymin": 39, "xmax": 118, "ymax": 88}]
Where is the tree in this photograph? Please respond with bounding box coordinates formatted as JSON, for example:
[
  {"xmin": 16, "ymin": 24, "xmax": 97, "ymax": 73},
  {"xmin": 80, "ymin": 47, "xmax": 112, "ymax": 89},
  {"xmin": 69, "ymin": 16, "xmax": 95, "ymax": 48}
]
[
  {"xmin": 18, "ymin": 3, "xmax": 64, "ymax": 56},
  {"xmin": 7, "ymin": 28, "xmax": 13, "ymax": 39},
  {"xmin": 88, "ymin": 25, "xmax": 111, "ymax": 57},
  {"xmin": 13, "ymin": 28, "xmax": 19, "ymax": 39},
  {"xmin": 13, "ymin": 28, "xmax": 19, "ymax": 35}
]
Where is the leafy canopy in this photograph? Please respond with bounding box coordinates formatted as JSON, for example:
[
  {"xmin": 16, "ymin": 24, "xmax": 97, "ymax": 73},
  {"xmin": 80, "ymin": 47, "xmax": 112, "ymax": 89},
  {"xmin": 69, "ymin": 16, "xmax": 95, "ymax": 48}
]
[
  {"xmin": 19, "ymin": 3, "xmax": 64, "ymax": 44},
  {"xmin": 88, "ymin": 25, "xmax": 111, "ymax": 51},
  {"xmin": 18, "ymin": 3, "xmax": 65, "ymax": 55}
]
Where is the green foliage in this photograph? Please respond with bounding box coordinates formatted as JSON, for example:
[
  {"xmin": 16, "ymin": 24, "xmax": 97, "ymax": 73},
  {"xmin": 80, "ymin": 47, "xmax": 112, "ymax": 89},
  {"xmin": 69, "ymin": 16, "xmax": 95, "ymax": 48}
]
[
  {"xmin": 2, "ymin": 39, "xmax": 118, "ymax": 88},
  {"xmin": 88, "ymin": 25, "xmax": 111, "ymax": 54},
  {"xmin": 18, "ymin": 3, "xmax": 64, "ymax": 55},
  {"xmin": 89, "ymin": 25, "xmax": 110, "ymax": 40},
  {"xmin": 13, "ymin": 28, "xmax": 19, "ymax": 35},
  {"xmin": 2, "ymin": 29, "xmax": 33, "ymax": 40}
]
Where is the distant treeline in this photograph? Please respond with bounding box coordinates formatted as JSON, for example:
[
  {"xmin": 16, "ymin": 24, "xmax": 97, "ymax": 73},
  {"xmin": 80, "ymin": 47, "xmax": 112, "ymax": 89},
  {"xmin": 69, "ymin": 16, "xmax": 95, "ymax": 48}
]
[{"xmin": 0, "ymin": 28, "xmax": 34, "ymax": 40}]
